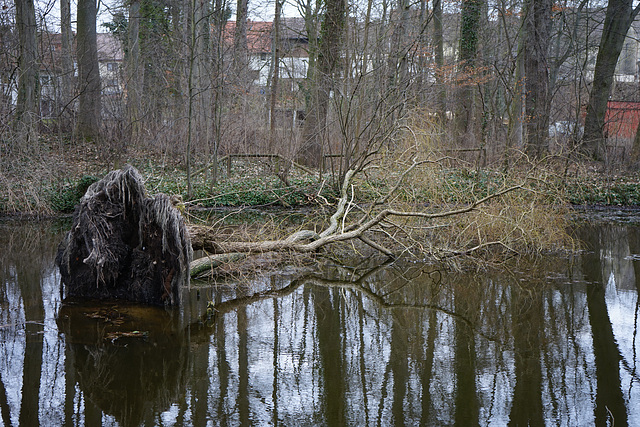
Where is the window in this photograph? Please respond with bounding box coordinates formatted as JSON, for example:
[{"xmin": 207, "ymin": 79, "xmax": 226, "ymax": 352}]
[
  {"xmin": 103, "ymin": 79, "xmax": 120, "ymax": 94},
  {"xmin": 40, "ymin": 74, "xmax": 53, "ymax": 86},
  {"xmin": 107, "ymin": 62, "xmax": 118, "ymax": 72}
]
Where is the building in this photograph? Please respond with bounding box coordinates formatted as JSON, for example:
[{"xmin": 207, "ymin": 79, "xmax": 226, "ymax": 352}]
[
  {"xmin": 224, "ymin": 18, "xmax": 309, "ymax": 91},
  {"xmin": 1, "ymin": 31, "xmax": 124, "ymax": 120}
]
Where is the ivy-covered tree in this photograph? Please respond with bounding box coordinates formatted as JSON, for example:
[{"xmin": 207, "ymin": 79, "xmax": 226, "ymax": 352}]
[
  {"xmin": 454, "ymin": 0, "xmax": 482, "ymax": 139},
  {"xmin": 301, "ymin": 0, "xmax": 346, "ymax": 167}
]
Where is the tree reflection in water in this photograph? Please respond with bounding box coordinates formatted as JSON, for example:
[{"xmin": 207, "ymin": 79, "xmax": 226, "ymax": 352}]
[
  {"xmin": 57, "ymin": 302, "xmax": 190, "ymax": 427},
  {"xmin": 0, "ymin": 217, "xmax": 639, "ymax": 425}
]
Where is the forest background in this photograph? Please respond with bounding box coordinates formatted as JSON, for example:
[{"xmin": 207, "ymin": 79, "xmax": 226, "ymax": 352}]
[{"xmin": 3, "ymin": 0, "xmax": 640, "ymax": 218}]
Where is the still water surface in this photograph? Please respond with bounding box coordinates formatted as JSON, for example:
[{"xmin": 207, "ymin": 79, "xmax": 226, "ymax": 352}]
[{"xmin": 0, "ymin": 212, "xmax": 639, "ymax": 426}]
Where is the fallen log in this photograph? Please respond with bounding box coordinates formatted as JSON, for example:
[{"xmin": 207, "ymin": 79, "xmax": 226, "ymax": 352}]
[
  {"xmin": 189, "ymin": 252, "xmax": 247, "ymax": 277},
  {"xmin": 57, "ymin": 164, "xmax": 530, "ymax": 290}
]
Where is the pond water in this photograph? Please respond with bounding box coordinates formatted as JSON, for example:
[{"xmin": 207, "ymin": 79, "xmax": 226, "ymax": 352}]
[{"xmin": 0, "ymin": 211, "xmax": 639, "ymax": 426}]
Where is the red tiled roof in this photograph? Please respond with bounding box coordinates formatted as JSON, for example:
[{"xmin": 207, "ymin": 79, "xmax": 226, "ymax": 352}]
[{"xmin": 224, "ymin": 20, "xmax": 272, "ymax": 53}]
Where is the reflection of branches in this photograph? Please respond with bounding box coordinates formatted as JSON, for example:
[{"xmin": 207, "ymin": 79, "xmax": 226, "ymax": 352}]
[
  {"xmin": 304, "ymin": 277, "xmax": 500, "ymax": 344},
  {"xmin": 200, "ymin": 261, "xmax": 502, "ymax": 344},
  {"xmin": 0, "ymin": 321, "xmax": 47, "ymax": 329},
  {"xmin": 621, "ymin": 353, "xmax": 640, "ymax": 384}
]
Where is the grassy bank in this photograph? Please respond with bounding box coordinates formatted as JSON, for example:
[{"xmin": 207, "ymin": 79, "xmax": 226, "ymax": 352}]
[{"xmin": 3, "ymin": 151, "xmax": 640, "ymax": 216}]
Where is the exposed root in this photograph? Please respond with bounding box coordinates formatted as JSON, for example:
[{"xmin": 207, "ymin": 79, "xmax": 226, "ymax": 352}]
[{"xmin": 56, "ymin": 165, "xmax": 192, "ymax": 305}]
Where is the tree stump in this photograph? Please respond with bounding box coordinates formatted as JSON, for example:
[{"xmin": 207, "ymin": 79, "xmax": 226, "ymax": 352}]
[{"xmin": 56, "ymin": 165, "xmax": 192, "ymax": 306}]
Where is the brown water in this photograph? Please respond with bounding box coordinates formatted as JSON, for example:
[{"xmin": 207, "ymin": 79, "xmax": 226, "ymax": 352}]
[{"xmin": 0, "ymin": 212, "xmax": 639, "ymax": 426}]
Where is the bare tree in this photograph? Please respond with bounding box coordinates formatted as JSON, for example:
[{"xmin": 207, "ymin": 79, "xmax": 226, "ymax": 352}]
[
  {"xmin": 433, "ymin": 0, "xmax": 446, "ymax": 123},
  {"xmin": 583, "ymin": 0, "xmax": 640, "ymax": 161},
  {"xmin": 269, "ymin": 0, "xmax": 283, "ymax": 150},
  {"xmin": 60, "ymin": 0, "xmax": 74, "ymax": 128},
  {"xmin": 301, "ymin": 0, "xmax": 346, "ymax": 167},
  {"xmin": 127, "ymin": 0, "xmax": 143, "ymax": 145},
  {"xmin": 523, "ymin": 0, "xmax": 552, "ymax": 158},
  {"xmin": 76, "ymin": 0, "xmax": 102, "ymax": 141},
  {"xmin": 233, "ymin": 0, "xmax": 249, "ymax": 81},
  {"xmin": 207, "ymin": 0, "xmax": 229, "ymax": 186},
  {"xmin": 13, "ymin": 0, "xmax": 39, "ymax": 151}
]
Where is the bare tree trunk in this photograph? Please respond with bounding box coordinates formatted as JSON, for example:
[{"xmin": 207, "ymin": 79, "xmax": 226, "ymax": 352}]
[
  {"xmin": 13, "ymin": 0, "xmax": 39, "ymax": 152},
  {"xmin": 583, "ymin": 0, "xmax": 640, "ymax": 161},
  {"xmin": 386, "ymin": 0, "xmax": 410, "ymax": 103},
  {"xmin": 76, "ymin": 0, "xmax": 102, "ymax": 141},
  {"xmin": 186, "ymin": 0, "xmax": 211, "ymax": 196},
  {"xmin": 433, "ymin": 0, "xmax": 446, "ymax": 124},
  {"xmin": 127, "ymin": 0, "xmax": 143, "ymax": 146},
  {"xmin": 523, "ymin": 0, "xmax": 551, "ymax": 159},
  {"xmin": 186, "ymin": 0, "xmax": 197, "ymax": 197},
  {"xmin": 60, "ymin": 0, "xmax": 74, "ymax": 129},
  {"xmin": 209, "ymin": 0, "xmax": 227, "ymax": 187},
  {"xmin": 269, "ymin": 0, "xmax": 283, "ymax": 151},
  {"xmin": 301, "ymin": 0, "xmax": 346, "ymax": 168},
  {"xmin": 233, "ymin": 0, "xmax": 249, "ymax": 82},
  {"xmin": 506, "ymin": 22, "xmax": 525, "ymax": 165}
]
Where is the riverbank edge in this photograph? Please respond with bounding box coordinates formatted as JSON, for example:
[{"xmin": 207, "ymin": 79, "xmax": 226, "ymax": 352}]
[{"xmin": 3, "ymin": 162, "xmax": 640, "ymax": 216}]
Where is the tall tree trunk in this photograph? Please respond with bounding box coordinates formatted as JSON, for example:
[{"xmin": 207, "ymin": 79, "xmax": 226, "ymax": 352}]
[
  {"xmin": 127, "ymin": 0, "xmax": 143, "ymax": 146},
  {"xmin": 209, "ymin": 0, "xmax": 227, "ymax": 186},
  {"xmin": 60, "ymin": 0, "xmax": 74, "ymax": 128},
  {"xmin": 301, "ymin": 0, "xmax": 346, "ymax": 168},
  {"xmin": 433, "ymin": 0, "xmax": 446, "ymax": 124},
  {"xmin": 233, "ymin": 0, "xmax": 249, "ymax": 82},
  {"xmin": 506, "ymin": 23, "xmax": 525, "ymax": 166},
  {"xmin": 454, "ymin": 0, "xmax": 482, "ymax": 140},
  {"xmin": 13, "ymin": 0, "xmax": 39, "ymax": 152},
  {"xmin": 387, "ymin": 0, "xmax": 410, "ymax": 107},
  {"xmin": 583, "ymin": 0, "xmax": 640, "ymax": 161},
  {"xmin": 523, "ymin": 0, "xmax": 552, "ymax": 159},
  {"xmin": 186, "ymin": 0, "xmax": 211, "ymax": 195},
  {"xmin": 76, "ymin": 0, "xmax": 102, "ymax": 141},
  {"xmin": 269, "ymin": 0, "xmax": 283, "ymax": 151}
]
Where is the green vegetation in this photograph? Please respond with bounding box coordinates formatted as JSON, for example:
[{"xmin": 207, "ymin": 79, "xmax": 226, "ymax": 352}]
[
  {"xmin": 564, "ymin": 175, "xmax": 640, "ymax": 206},
  {"xmin": 3, "ymin": 154, "xmax": 640, "ymax": 216},
  {"xmin": 49, "ymin": 175, "xmax": 100, "ymax": 213}
]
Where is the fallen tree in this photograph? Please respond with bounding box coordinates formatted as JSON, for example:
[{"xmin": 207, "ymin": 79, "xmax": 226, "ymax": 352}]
[
  {"xmin": 186, "ymin": 156, "xmax": 567, "ymax": 278},
  {"xmin": 56, "ymin": 156, "xmax": 568, "ymax": 299}
]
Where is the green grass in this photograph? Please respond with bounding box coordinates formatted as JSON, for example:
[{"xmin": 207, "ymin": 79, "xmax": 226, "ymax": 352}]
[
  {"xmin": 5, "ymin": 160, "xmax": 640, "ymax": 216},
  {"xmin": 564, "ymin": 176, "xmax": 640, "ymax": 206},
  {"xmin": 48, "ymin": 175, "xmax": 101, "ymax": 213}
]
